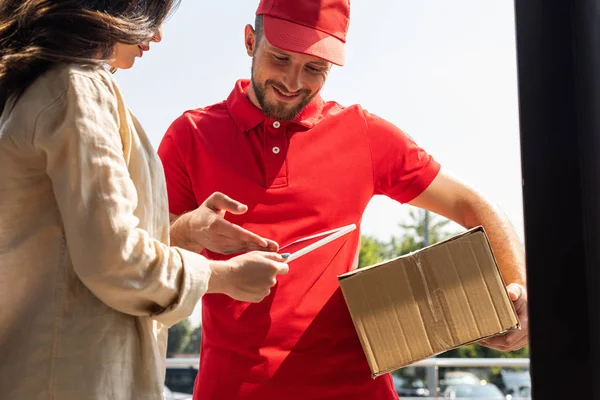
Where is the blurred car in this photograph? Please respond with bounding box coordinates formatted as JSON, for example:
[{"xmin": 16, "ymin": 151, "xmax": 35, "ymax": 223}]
[
  {"xmin": 164, "ymin": 366, "xmax": 198, "ymax": 395},
  {"xmin": 392, "ymin": 375, "xmax": 430, "ymax": 397},
  {"xmin": 442, "ymin": 371, "xmax": 482, "ymax": 386},
  {"xmin": 440, "ymin": 371, "xmax": 483, "ymax": 392},
  {"xmin": 498, "ymin": 371, "xmax": 531, "ymax": 397},
  {"xmin": 443, "ymin": 383, "xmax": 506, "ymax": 399},
  {"xmin": 512, "ymin": 383, "xmax": 531, "ymax": 400},
  {"xmin": 163, "ymin": 385, "xmax": 192, "ymax": 400}
]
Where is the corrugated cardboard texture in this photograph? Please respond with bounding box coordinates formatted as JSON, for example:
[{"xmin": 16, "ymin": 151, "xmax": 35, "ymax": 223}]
[{"xmin": 338, "ymin": 227, "xmax": 520, "ymax": 377}]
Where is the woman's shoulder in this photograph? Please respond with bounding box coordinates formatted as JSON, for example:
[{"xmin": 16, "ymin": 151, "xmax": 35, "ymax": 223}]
[
  {"xmin": 5, "ymin": 64, "xmax": 123, "ymax": 144},
  {"xmin": 11, "ymin": 63, "xmax": 118, "ymax": 112},
  {"xmin": 43, "ymin": 63, "xmax": 119, "ymax": 100},
  {"xmin": 12, "ymin": 63, "xmax": 121, "ymax": 121}
]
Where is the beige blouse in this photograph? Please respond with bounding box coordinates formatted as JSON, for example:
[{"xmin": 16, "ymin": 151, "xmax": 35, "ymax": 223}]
[{"xmin": 0, "ymin": 64, "xmax": 210, "ymax": 399}]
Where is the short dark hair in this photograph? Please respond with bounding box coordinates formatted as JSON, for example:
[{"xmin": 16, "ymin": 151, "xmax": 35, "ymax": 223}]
[{"xmin": 254, "ymin": 14, "xmax": 264, "ymax": 46}]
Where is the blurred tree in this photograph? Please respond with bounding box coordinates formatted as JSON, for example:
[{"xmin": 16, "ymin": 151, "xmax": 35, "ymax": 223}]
[
  {"xmin": 359, "ymin": 209, "xmax": 455, "ymax": 268},
  {"xmin": 184, "ymin": 326, "xmax": 202, "ymax": 354},
  {"xmin": 358, "ymin": 235, "xmax": 390, "ymax": 268},
  {"xmin": 167, "ymin": 319, "xmax": 192, "ymax": 356},
  {"xmin": 440, "ymin": 343, "xmax": 529, "ymax": 359},
  {"xmin": 390, "ymin": 209, "xmax": 453, "ymax": 257}
]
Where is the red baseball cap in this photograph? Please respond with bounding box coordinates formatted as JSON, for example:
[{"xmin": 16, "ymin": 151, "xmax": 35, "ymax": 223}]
[{"xmin": 255, "ymin": 0, "xmax": 350, "ymax": 66}]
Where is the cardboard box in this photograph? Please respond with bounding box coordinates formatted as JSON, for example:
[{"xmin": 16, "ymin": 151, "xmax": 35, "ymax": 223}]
[{"xmin": 338, "ymin": 227, "xmax": 520, "ymax": 377}]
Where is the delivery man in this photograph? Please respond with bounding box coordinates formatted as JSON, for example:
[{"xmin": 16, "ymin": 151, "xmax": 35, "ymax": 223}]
[{"xmin": 160, "ymin": 1, "xmax": 529, "ymax": 399}]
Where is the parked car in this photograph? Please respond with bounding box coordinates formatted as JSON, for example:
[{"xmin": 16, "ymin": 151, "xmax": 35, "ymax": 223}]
[
  {"xmin": 442, "ymin": 371, "xmax": 482, "ymax": 386},
  {"xmin": 164, "ymin": 366, "xmax": 198, "ymax": 395},
  {"xmin": 440, "ymin": 371, "xmax": 483, "ymax": 392},
  {"xmin": 443, "ymin": 383, "xmax": 506, "ymax": 399},
  {"xmin": 512, "ymin": 383, "xmax": 531, "ymax": 400},
  {"xmin": 498, "ymin": 371, "xmax": 531, "ymax": 397},
  {"xmin": 392, "ymin": 375, "xmax": 430, "ymax": 397},
  {"xmin": 163, "ymin": 385, "xmax": 192, "ymax": 400}
]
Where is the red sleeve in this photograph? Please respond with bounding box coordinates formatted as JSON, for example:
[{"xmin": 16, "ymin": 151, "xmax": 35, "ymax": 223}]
[
  {"xmin": 158, "ymin": 115, "xmax": 198, "ymax": 216},
  {"xmin": 364, "ymin": 109, "xmax": 441, "ymax": 204}
]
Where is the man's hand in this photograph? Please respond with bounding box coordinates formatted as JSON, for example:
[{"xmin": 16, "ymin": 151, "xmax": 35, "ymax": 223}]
[
  {"xmin": 207, "ymin": 251, "xmax": 289, "ymax": 303},
  {"xmin": 478, "ymin": 283, "xmax": 529, "ymax": 351},
  {"xmin": 171, "ymin": 192, "xmax": 279, "ymax": 254}
]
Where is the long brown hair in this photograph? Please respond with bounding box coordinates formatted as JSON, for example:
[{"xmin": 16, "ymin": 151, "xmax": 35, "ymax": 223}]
[{"xmin": 0, "ymin": 0, "xmax": 180, "ymax": 115}]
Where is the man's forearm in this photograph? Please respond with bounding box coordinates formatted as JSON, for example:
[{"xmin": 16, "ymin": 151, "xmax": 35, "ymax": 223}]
[
  {"xmin": 169, "ymin": 212, "xmax": 205, "ymax": 252},
  {"xmin": 457, "ymin": 195, "xmax": 526, "ymax": 287}
]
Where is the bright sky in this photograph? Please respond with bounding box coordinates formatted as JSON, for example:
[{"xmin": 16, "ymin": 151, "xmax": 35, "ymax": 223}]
[{"xmin": 116, "ymin": 1, "xmax": 523, "ymax": 325}]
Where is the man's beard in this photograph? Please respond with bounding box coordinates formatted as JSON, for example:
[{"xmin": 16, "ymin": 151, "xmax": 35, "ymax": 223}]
[{"xmin": 251, "ymin": 59, "xmax": 316, "ymax": 121}]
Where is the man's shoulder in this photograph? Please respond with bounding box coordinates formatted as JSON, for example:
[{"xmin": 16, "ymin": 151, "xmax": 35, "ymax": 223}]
[
  {"xmin": 179, "ymin": 100, "xmax": 231, "ymax": 125},
  {"xmin": 167, "ymin": 100, "xmax": 234, "ymax": 137},
  {"xmin": 321, "ymin": 100, "xmax": 367, "ymax": 120}
]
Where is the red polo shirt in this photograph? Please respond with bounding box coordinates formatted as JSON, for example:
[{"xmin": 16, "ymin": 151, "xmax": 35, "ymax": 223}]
[{"xmin": 158, "ymin": 80, "xmax": 440, "ymax": 400}]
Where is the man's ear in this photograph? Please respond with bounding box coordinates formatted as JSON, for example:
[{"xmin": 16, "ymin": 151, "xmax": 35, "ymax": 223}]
[{"xmin": 244, "ymin": 24, "xmax": 256, "ymax": 57}]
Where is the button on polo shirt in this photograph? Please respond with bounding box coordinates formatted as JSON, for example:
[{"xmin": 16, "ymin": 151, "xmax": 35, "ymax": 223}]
[
  {"xmin": 158, "ymin": 79, "xmax": 440, "ymax": 400},
  {"xmin": 264, "ymin": 118, "xmax": 288, "ymax": 188}
]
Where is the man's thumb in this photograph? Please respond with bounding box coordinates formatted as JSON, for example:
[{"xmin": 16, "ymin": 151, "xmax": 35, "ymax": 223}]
[
  {"xmin": 207, "ymin": 192, "xmax": 248, "ymax": 215},
  {"xmin": 507, "ymin": 283, "xmax": 523, "ymax": 302}
]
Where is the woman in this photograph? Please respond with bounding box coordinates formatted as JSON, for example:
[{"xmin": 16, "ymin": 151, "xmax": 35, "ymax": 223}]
[{"xmin": 0, "ymin": 1, "xmax": 286, "ymax": 399}]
